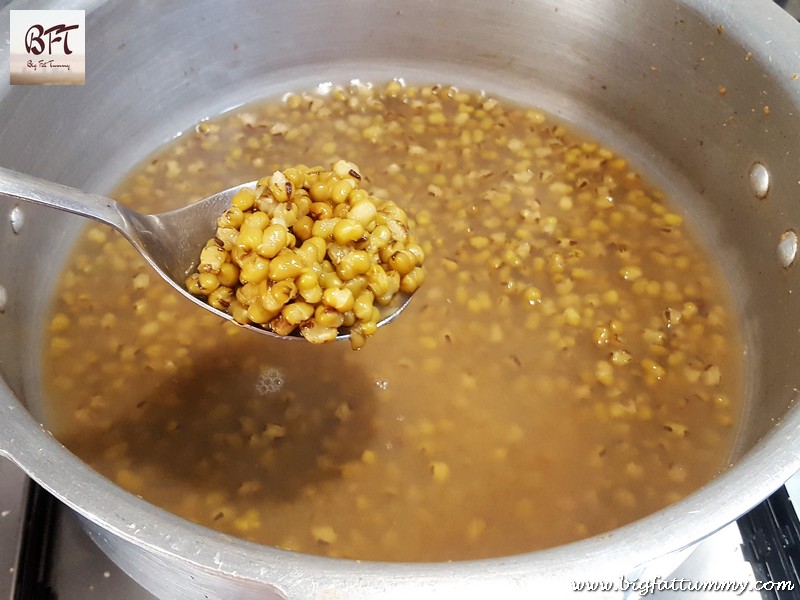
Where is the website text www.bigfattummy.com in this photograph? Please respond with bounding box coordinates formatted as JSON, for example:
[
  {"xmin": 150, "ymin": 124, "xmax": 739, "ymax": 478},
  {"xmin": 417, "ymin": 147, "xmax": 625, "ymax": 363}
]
[{"xmin": 571, "ymin": 576, "xmax": 795, "ymax": 595}]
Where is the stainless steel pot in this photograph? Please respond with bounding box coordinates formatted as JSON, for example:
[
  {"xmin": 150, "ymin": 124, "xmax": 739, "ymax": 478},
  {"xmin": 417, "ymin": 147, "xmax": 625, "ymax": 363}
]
[{"xmin": 2, "ymin": 0, "xmax": 800, "ymax": 597}]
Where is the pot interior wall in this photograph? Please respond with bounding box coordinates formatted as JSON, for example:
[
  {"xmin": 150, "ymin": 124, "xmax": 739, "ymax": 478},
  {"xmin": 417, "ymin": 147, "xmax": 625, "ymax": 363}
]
[{"xmin": 1, "ymin": 0, "xmax": 799, "ymax": 511}]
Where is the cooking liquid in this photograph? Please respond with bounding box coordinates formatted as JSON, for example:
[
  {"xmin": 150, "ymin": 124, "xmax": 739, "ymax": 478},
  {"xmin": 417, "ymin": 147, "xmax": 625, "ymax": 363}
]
[{"xmin": 42, "ymin": 81, "xmax": 742, "ymax": 561}]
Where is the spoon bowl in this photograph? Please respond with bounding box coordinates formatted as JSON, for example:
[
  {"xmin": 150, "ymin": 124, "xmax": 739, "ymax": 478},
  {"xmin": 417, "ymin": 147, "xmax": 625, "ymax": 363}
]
[{"xmin": 0, "ymin": 167, "xmax": 411, "ymax": 341}]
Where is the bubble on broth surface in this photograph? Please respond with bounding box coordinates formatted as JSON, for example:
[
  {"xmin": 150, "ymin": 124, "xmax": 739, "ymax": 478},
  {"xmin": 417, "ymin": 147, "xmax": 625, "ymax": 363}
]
[{"xmin": 256, "ymin": 366, "xmax": 285, "ymax": 395}]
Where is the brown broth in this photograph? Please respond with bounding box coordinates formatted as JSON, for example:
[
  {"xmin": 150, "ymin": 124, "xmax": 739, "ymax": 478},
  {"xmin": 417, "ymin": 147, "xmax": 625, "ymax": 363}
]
[{"xmin": 43, "ymin": 81, "xmax": 742, "ymax": 561}]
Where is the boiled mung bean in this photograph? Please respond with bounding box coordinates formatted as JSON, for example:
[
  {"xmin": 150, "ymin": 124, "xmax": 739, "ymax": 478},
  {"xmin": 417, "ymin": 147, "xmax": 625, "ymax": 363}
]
[
  {"xmin": 43, "ymin": 80, "xmax": 742, "ymax": 562},
  {"xmin": 185, "ymin": 162, "xmax": 424, "ymax": 349}
]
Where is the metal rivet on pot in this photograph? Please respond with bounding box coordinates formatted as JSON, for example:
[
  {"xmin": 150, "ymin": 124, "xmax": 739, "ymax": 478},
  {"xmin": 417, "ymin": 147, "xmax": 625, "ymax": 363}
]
[
  {"xmin": 0, "ymin": 284, "xmax": 7, "ymax": 313},
  {"xmin": 777, "ymin": 230, "xmax": 798, "ymax": 270},
  {"xmin": 749, "ymin": 162, "xmax": 769, "ymax": 200},
  {"xmin": 10, "ymin": 205, "xmax": 24, "ymax": 234}
]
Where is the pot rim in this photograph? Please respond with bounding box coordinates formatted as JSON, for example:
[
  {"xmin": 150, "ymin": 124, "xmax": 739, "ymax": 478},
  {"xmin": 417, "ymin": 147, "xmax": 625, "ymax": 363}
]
[{"xmin": 4, "ymin": 376, "xmax": 800, "ymax": 588}]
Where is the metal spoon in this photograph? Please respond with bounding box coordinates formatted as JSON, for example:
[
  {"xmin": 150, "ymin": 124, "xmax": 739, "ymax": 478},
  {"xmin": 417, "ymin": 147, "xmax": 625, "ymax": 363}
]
[{"xmin": 0, "ymin": 167, "xmax": 411, "ymax": 341}]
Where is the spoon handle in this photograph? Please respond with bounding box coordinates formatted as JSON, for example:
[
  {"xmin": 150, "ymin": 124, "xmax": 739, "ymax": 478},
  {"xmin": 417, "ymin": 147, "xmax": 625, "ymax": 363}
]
[{"xmin": 0, "ymin": 167, "xmax": 134, "ymax": 236}]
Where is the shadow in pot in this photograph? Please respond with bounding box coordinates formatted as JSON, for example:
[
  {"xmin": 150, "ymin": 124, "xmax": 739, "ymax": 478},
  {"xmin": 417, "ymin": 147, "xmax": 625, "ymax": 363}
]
[{"xmin": 56, "ymin": 336, "xmax": 378, "ymax": 518}]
